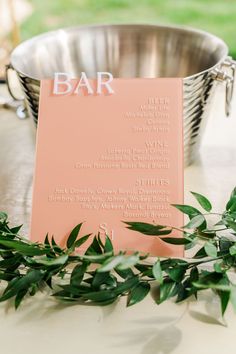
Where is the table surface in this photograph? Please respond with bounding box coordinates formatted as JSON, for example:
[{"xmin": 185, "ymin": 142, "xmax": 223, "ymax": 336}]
[{"xmin": 1, "ymin": 83, "xmax": 236, "ymax": 354}]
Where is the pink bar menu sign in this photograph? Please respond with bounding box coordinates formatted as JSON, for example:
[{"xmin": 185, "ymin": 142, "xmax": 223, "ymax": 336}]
[{"xmin": 30, "ymin": 78, "xmax": 184, "ymax": 256}]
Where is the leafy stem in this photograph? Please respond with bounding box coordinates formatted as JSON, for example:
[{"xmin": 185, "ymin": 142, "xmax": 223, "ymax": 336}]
[{"xmin": 0, "ymin": 189, "xmax": 236, "ymax": 316}]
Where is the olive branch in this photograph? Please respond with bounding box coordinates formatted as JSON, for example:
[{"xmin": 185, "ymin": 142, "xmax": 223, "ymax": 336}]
[{"xmin": 1, "ymin": 187, "xmax": 236, "ymax": 315}]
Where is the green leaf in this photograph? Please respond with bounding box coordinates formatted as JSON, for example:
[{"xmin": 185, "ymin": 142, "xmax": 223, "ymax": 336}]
[
  {"xmin": 51, "ymin": 236, "xmax": 63, "ymax": 254},
  {"xmin": 152, "ymin": 260, "xmax": 163, "ymax": 284},
  {"xmin": 160, "ymin": 237, "xmax": 192, "ymax": 245},
  {"xmin": 0, "ymin": 212, "xmax": 8, "ymax": 222},
  {"xmin": 0, "ymin": 269, "xmax": 44, "ymax": 303},
  {"xmin": 10, "ymin": 225, "xmax": 23, "ymax": 235},
  {"xmin": 192, "ymin": 282, "xmax": 229, "ymax": 291},
  {"xmin": 226, "ymin": 220, "xmax": 236, "ymax": 232},
  {"xmin": 15, "ymin": 289, "xmax": 28, "ymax": 309},
  {"xmin": 175, "ymin": 282, "xmax": 191, "ymax": 303},
  {"xmin": 193, "ymin": 247, "xmax": 208, "ymax": 258},
  {"xmin": 214, "ymin": 261, "xmax": 225, "ymax": 273},
  {"xmin": 226, "ymin": 187, "xmax": 236, "ymax": 211},
  {"xmin": 116, "ymin": 254, "xmax": 140, "ymax": 270},
  {"xmin": 175, "ymin": 204, "xmax": 207, "ymax": 231},
  {"xmin": 230, "ymin": 187, "xmax": 236, "ymax": 198},
  {"xmin": 114, "ymin": 276, "xmax": 139, "ymax": 295},
  {"xmin": 85, "ymin": 235, "xmax": 103, "ymax": 255},
  {"xmin": 160, "ymin": 258, "xmax": 188, "ymax": 271},
  {"xmin": 123, "ymin": 221, "xmax": 172, "ymax": 236},
  {"xmin": 172, "ymin": 204, "xmax": 201, "ymax": 216},
  {"xmin": 190, "ymin": 267, "xmax": 199, "ymax": 282},
  {"xmin": 0, "ymin": 254, "xmax": 22, "ymax": 270},
  {"xmin": 74, "ymin": 234, "xmax": 92, "ymax": 248},
  {"xmin": 115, "ymin": 268, "xmax": 134, "ymax": 280},
  {"xmin": 218, "ymin": 290, "xmax": 230, "ymax": 316},
  {"xmin": 191, "ymin": 192, "xmax": 212, "ymax": 212},
  {"xmin": 29, "ymin": 284, "xmax": 37, "ymax": 296},
  {"xmin": 81, "ymin": 290, "xmax": 117, "ymax": 302},
  {"xmin": 204, "ymin": 242, "xmax": 217, "ymax": 257},
  {"xmin": 77, "ymin": 252, "xmax": 112, "ymax": 263},
  {"xmin": 229, "ymin": 244, "xmax": 236, "ymax": 256},
  {"xmin": 67, "ymin": 223, "xmax": 83, "ymax": 249},
  {"xmin": 123, "ymin": 221, "xmax": 165, "ymax": 231},
  {"xmin": 0, "ymin": 272, "xmax": 17, "ymax": 281},
  {"xmin": 157, "ymin": 279, "xmax": 176, "ymax": 304},
  {"xmin": 127, "ymin": 282, "xmax": 150, "ymax": 306},
  {"xmin": 26, "ymin": 254, "xmax": 68, "ymax": 267},
  {"xmin": 197, "ymin": 230, "xmax": 216, "ymax": 239},
  {"xmin": 92, "ymin": 272, "xmax": 116, "ymax": 290},
  {"xmin": 228, "ymin": 199, "xmax": 236, "ymax": 212},
  {"xmin": 98, "ymin": 255, "xmax": 125, "ymax": 272},
  {"xmin": 70, "ymin": 263, "xmax": 87, "ymax": 287},
  {"xmin": 92, "ymin": 297, "xmax": 118, "ymax": 306},
  {"xmin": 104, "ymin": 235, "xmax": 114, "ymax": 253},
  {"xmin": 52, "ymin": 290, "xmax": 80, "ymax": 301},
  {"xmin": 230, "ymin": 285, "xmax": 236, "ymax": 312},
  {"xmin": 0, "ymin": 239, "xmax": 48, "ymax": 256},
  {"xmin": 59, "ymin": 284, "xmax": 89, "ymax": 297},
  {"xmin": 135, "ymin": 263, "xmax": 152, "ymax": 273},
  {"xmin": 166, "ymin": 266, "xmax": 187, "ymax": 282},
  {"xmin": 184, "ymin": 214, "xmax": 206, "ymax": 229},
  {"xmin": 44, "ymin": 233, "xmax": 50, "ymax": 245},
  {"xmin": 192, "ymin": 271, "xmax": 229, "ymax": 291}
]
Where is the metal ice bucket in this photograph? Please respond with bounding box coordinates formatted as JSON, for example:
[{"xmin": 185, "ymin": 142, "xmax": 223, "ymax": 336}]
[{"xmin": 6, "ymin": 24, "xmax": 235, "ymax": 166}]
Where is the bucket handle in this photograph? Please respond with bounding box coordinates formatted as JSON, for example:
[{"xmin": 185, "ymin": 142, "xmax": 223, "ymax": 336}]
[
  {"xmin": 5, "ymin": 63, "xmax": 27, "ymax": 119},
  {"xmin": 211, "ymin": 56, "xmax": 236, "ymax": 117}
]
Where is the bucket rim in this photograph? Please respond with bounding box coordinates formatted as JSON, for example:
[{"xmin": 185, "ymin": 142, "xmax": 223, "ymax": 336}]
[{"xmin": 10, "ymin": 22, "xmax": 229, "ymax": 81}]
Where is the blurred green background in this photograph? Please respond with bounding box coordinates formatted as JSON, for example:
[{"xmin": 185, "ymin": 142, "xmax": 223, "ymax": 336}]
[{"xmin": 21, "ymin": 0, "xmax": 236, "ymax": 57}]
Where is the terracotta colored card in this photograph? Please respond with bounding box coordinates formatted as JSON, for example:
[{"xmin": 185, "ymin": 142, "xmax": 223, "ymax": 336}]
[{"xmin": 30, "ymin": 78, "xmax": 184, "ymax": 256}]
